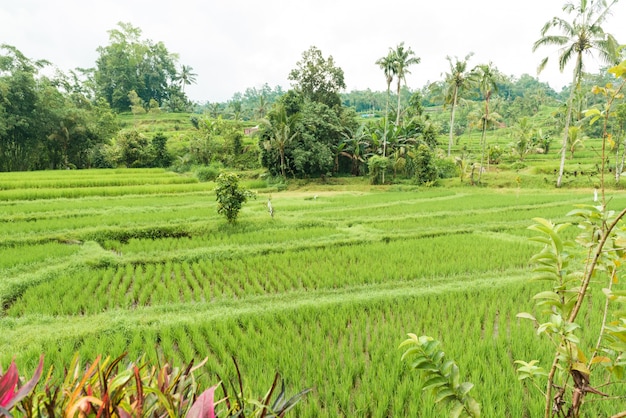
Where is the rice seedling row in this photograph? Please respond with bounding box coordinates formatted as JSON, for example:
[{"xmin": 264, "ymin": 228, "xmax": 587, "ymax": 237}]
[{"xmin": 8, "ymin": 279, "xmax": 621, "ymax": 417}]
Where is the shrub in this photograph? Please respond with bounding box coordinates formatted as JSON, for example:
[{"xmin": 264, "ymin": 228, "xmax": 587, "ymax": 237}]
[
  {"xmin": 414, "ymin": 144, "xmax": 438, "ymax": 185},
  {"xmin": 215, "ymin": 173, "xmax": 254, "ymax": 223},
  {"xmin": 368, "ymin": 156, "xmax": 389, "ymax": 185},
  {"xmin": 195, "ymin": 163, "xmax": 222, "ymax": 182},
  {"xmin": 4, "ymin": 354, "xmax": 309, "ymax": 417},
  {"xmin": 434, "ymin": 157, "xmax": 458, "ymax": 179}
]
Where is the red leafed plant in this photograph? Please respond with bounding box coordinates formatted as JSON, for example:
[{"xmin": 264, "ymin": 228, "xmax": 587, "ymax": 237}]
[
  {"xmin": 3, "ymin": 353, "xmax": 309, "ymax": 417},
  {"xmin": 0, "ymin": 354, "xmax": 44, "ymax": 417}
]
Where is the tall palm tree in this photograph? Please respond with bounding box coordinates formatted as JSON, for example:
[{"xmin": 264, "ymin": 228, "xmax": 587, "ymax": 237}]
[
  {"xmin": 533, "ymin": 0, "xmax": 619, "ymax": 187},
  {"xmin": 474, "ymin": 62, "xmax": 500, "ymax": 183},
  {"xmin": 391, "ymin": 43, "xmax": 421, "ymax": 127},
  {"xmin": 442, "ymin": 53, "xmax": 475, "ymax": 156},
  {"xmin": 177, "ymin": 65, "xmax": 197, "ymax": 95},
  {"xmin": 375, "ymin": 51, "xmax": 395, "ymax": 157}
]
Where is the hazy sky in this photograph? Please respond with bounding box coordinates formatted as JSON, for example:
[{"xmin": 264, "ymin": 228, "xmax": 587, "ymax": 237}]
[{"xmin": 3, "ymin": 0, "xmax": 626, "ymax": 103}]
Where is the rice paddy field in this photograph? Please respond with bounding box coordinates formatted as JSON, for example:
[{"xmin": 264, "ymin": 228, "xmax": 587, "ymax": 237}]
[{"xmin": 1, "ymin": 168, "xmax": 626, "ymax": 416}]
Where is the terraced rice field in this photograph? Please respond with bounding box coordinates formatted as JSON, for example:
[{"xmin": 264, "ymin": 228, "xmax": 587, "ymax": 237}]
[{"xmin": 1, "ymin": 168, "xmax": 624, "ymax": 416}]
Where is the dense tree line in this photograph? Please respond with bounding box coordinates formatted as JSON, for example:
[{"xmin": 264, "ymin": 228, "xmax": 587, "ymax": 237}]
[
  {"xmin": 1, "ymin": 11, "xmax": 624, "ymax": 181},
  {"xmin": 0, "ymin": 45, "xmax": 118, "ymax": 170},
  {"xmin": 0, "ymin": 22, "xmax": 196, "ymax": 171},
  {"xmin": 95, "ymin": 22, "xmax": 193, "ymax": 113}
]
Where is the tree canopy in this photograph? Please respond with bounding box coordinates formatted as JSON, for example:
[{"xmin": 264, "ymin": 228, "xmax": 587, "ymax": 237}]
[
  {"xmin": 95, "ymin": 22, "xmax": 189, "ymax": 112},
  {"xmin": 288, "ymin": 46, "xmax": 346, "ymax": 108}
]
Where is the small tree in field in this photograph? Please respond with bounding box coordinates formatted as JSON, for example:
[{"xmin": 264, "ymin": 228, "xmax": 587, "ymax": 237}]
[{"xmin": 215, "ymin": 173, "xmax": 251, "ymax": 224}]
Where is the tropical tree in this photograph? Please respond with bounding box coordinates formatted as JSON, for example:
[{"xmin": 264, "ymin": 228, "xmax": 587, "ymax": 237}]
[
  {"xmin": 391, "ymin": 43, "xmax": 421, "ymax": 126},
  {"xmin": 95, "ymin": 22, "xmax": 186, "ymax": 112},
  {"xmin": 533, "ymin": 0, "xmax": 620, "ymax": 187},
  {"xmin": 510, "ymin": 117, "xmax": 535, "ymax": 161},
  {"xmin": 340, "ymin": 124, "xmax": 370, "ymax": 176},
  {"xmin": 442, "ymin": 53, "xmax": 475, "ymax": 156},
  {"xmin": 474, "ymin": 62, "xmax": 501, "ymax": 182},
  {"xmin": 567, "ymin": 125, "xmax": 587, "ymax": 158},
  {"xmin": 375, "ymin": 51, "xmax": 395, "ymax": 156},
  {"xmin": 288, "ymin": 46, "xmax": 346, "ymax": 108},
  {"xmin": 263, "ymin": 104, "xmax": 300, "ymax": 177},
  {"xmin": 177, "ymin": 64, "xmax": 197, "ymax": 95}
]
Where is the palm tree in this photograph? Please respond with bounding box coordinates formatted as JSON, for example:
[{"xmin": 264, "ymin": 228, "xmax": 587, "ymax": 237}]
[
  {"xmin": 340, "ymin": 124, "xmax": 369, "ymax": 176},
  {"xmin": 533, "ymin": 0, "xmax": 619, "ymax": 187},
  {"xmin": 391, "ymin": 43, "xmax": 421, "ymax": 127},
  {"xmin": 255, "ymin": 94, "xmax": 269, "ymax": 119},
  {"xmin": 567, "ymin": 125, "xmax": 587, "ymax": 158},
  {"xmin": 442, "ymin": 53, "xmax": 475, "ymax": 156},
  {"xmin": 474, "ymin": 62, "xmax": 500, "ymax": 182},
  {"xmin": 177, "ymin": 65, "xmax": 197, "ymax": 95},
  {"xmin": 263, "ymin": 105, "xmax": 300, "ymax": 178},
  {"xmin": 375, "ymin": 51, "xmax": 395, "ymax": 157}
]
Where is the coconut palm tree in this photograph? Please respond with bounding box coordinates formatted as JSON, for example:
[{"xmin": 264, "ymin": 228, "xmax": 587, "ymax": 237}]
[
  {"xmin": 533, "ymin": 0, "xmax": 620, "ymax": 187},
  {"xmin": 442, "ymin": 53, "xmax": 475, "ymax": 156},
  {"xmin": 177, "ymin": 65, "xmax": 197, "ymax": 95},
  {"xmin": 474, "ymin": 62, "xmax": 501, "ymax": 182},
  {"xmin": 375, "ymin": 51, "xmax": 395, "ymax": 157},
  {"xmin": 391, "ymin": 43, "xmax": 420, "ymax": 127}
]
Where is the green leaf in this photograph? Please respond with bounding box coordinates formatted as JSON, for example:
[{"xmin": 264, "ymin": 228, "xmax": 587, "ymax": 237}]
[
  {"xmin": 449, "ymin": 363, "xmax": 460, "ymax": 388},
  {"xmin": 516, "ymin": 312, "xmax": 536, "ymax": 321},
  {"xmin": 467, "ymin": 398, "xmax": 481, "ymax": 417},
  {"xmin": 584, "ymin": 108, "xmax": 602, "ymax": 118},
  {"xmin": 434, "ymin": 388, "xmax": 456, "ymax": 404},
  {"xmin": 457, "ymin": 382, "xmax": 474, "ymax": 397},
  {"xmin": 450, "ymin": 402, "xmax": 465, "ymax": 418},
  {"xmin": 533, "ymin": 291, "xmax": 561, "ymax": 302},
  {"xmin": 422, "ymin": 376, "xmax": 449, "ymax": 392}
]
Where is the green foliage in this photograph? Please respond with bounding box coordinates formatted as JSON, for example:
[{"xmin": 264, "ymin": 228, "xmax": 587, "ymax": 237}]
[
  {"xmin": 434, "ymin": 157, "xmax": 458, "ymax": 180},
  {"xmin": 108, "ymin": 129, "xmax": 153, "ymax": 168},
  {"xmin": 128, "ymin": 89, "xmax": 146, "ymax": 115},
  {"xmin": 517, "ymin": 205, "xmax": 626, "ymax": 417},
  {"xmin": 0, "ymin": 46, "xmax": 119, "ymax": 171},
  {"xmin": 367, "ymin": 155, "xmax": 389, "ymax": 184},
  {"xmin": 7, "ymin": 169, "xmax": 626, "ymax": 415},
  {"xmin": 413, "ymin": 144, "xmax": 438, "ymax": 185},
  {"xmin": 95, "ymin": 22, "xmax": 188, "ymax": 112},
  {"xmin": 151, "ymin": 132, "xmax": 172, "ymax": 168},
  {"xmin": 400, "ymin": 334, "xmax": 480, "ymax": 417},
  {"xmin": 215, "ymin": 173, "xmax": 252, "ymax": 223},
  {"xmin": 195, "ymin": 162, "xmax": 222, "ymax": 182},
  {"xmin": 288, "ymin": 46, "xmax": 345, "ymax": 108}
]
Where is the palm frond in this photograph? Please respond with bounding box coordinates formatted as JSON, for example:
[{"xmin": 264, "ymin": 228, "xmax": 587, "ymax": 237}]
[
  {"xmin": 533, "ymin": 35, "xmax": 569, "ymax": 52},
  {"xmin": 537, "ymin": 56, "xmax": 550, "ymax": 75},
  {"xmin": 558, "ymin": 44, "xmax": 578, "ymax": 72}
]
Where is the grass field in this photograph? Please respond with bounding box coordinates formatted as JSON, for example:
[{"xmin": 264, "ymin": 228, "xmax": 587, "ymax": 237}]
[{"xmin": 1, "ymin": 168, "xmax": 625, "ymax": 416}]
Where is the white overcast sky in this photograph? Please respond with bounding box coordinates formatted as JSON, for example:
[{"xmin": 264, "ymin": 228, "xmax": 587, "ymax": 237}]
[{"xmin": 3, "ymin": 0, "xmax": 626, "ymax": 103}]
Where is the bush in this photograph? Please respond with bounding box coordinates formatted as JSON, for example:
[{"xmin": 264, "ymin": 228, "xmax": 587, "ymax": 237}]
[
  {"xmin": 368, "ymin": 156, "xmax": 389, "ymax": 185},
  {"xmin": 414, "ymin": 144, "xmax": 438, "ymax": 185},
  {"xmin": 215, "ymin": 173, "xmax": 254, "ymax": 223},
  {"xmin": 195, "ymin": 163, "xmax": 222, "ymax": 182},
  {"xmin": 2, "ymin": 354, "xmax": 309, "ymax": 417},
  {"xmin": 434, "ymin": 157, "xmax": 458, "ymax": 179}
]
